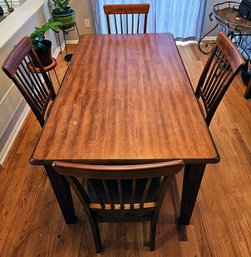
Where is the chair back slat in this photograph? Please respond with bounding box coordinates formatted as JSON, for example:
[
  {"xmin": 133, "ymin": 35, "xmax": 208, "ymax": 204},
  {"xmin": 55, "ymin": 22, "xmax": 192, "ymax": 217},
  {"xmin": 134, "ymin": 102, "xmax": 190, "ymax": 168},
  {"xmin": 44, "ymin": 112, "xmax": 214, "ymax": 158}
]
[
  {"xmin": 117, "ymin": 179, "xmax": 124, "ymax": 209},
  {"xmin": 27, "ymin": 57, "xmax": 49, "ymax": 98},
  {"xmin": 19, "ymin": 61, "xmax": 46, "ymax": 108},
  {"xmin": 2, "ymin": 36, "xmax": 56, "ymax": 127},
  {"xmin": 140, "ymin": 178, "xmax": 152, "ymax": 208},
  {"xmin": 87, "ymin": 179, "xmax": 105, "ymax": 209},
  {"xmin": 15, "ymin": 69, "xmax": 42, "ymax": 109},
  {"xmin": 202, "ymin": 51, "xmax": 224, "ymax": 97},
  {"xmin": 137, "ymin": 14, "xmax": 140, "ymax": 33},
  {"xmin": 203, "ymin": 57, "xmax": 229, "ymax": 107},
  {"xmin": 195, "ymin": 32, "xmax": 244, "ymax": 125},
  {"xmin": 104, "ymin": 4, "xmax": 150, "ymax": 34},
  {"xmin": 207, "ymin": 66, "xmax": 231, "ymax": 107},
  {"xmin": 131, "ymin": 13, "xmax": 134, "ymax": 33},
  {"xmin": 114, "ymin": 14, "xmax": 118, "ymax": 34},
  {"xmin": 101, "ymin": 180, "xmax": 114, "ymax": 209},
  {"xmin": 120, "ymin": 14, "xmax": 123, "ymax": 34},
  {"xmin": 130, "ymin": 179, "xmax": 136, "ymax": 209}
]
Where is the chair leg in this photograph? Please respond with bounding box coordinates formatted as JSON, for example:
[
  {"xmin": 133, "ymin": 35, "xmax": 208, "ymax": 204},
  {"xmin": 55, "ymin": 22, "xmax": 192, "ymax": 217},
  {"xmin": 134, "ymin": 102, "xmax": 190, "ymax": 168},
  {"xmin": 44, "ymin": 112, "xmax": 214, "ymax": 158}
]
[
  {"xmin": 244, "ymin": 78, "xmax": 251, "ymax": 99},
  {"xmin": 48, "ymin": 71, "xmax": 52, "ymax": 81},
  {"xmin": 85, "ymin": 211, "xmax": 102, "ymax": 253},
  {"xmin": 53, "ymin": 69, "xmax": 61, "ymax": 87},
  {"xmin": 149, "ymin": 219, "xmax": 157, "ymax": 251}
]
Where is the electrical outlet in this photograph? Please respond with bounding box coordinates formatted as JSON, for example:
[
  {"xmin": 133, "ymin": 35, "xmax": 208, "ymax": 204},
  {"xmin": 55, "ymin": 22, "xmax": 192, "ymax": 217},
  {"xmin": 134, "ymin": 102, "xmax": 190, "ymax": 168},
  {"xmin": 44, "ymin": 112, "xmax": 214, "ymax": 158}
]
[{"xmin": 84, "ymin": 19, "xmax": 91, "ymax": 28}]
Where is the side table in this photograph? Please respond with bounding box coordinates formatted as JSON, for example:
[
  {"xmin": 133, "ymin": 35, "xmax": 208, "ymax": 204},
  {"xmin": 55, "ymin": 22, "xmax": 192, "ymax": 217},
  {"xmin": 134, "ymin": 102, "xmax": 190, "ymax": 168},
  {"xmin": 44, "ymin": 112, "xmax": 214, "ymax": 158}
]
[
  {"xmin": 198, "ymin": 1, "xmax": 251, "ymax": 98},
  {"xmin": 56, "ymin": 21, "xmax": 80, "ymax": 62}
]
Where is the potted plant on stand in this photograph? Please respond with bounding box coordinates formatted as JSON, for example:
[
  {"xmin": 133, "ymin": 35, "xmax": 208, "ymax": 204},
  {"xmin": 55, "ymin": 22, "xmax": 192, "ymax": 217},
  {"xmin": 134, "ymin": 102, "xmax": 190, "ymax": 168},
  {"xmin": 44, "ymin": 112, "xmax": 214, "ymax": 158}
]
[
  {"xmin": 30, "ymin": 19, "xmax": 61, "ymax": 67},
  {"xmin": 51, "ymin": 0, "xmax": 76, "ymax": 29}
]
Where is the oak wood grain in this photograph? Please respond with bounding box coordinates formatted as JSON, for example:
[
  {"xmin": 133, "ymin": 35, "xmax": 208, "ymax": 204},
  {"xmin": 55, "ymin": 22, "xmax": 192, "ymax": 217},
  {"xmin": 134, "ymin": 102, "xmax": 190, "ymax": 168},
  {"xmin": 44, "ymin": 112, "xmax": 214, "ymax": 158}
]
[{"xmin": 31, "ymin": 34, "xmax": 219, "ymax": 165}]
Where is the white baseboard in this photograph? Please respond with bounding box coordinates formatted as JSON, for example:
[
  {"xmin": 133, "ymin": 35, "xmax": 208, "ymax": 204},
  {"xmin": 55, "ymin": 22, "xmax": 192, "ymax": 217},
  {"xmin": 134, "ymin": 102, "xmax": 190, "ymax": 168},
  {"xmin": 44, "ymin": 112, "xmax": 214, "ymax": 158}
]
[
  {"xmin": 0, "ymin": 103, "xmax": 30, "ymax": 165},
  {"xmin": 203, "ymin": 36, "xmax": 217, "ymax": 41},
  {"xmin": 52, "ymin": 46, "xmax": 62, "ymax": 58},
  {"xmin": 176, "ymin": 40, "xmax": 197, "ymax": 46},
  {"xmin": 66, "ymin": 40, "xmax": 79, "ymax": 45}
]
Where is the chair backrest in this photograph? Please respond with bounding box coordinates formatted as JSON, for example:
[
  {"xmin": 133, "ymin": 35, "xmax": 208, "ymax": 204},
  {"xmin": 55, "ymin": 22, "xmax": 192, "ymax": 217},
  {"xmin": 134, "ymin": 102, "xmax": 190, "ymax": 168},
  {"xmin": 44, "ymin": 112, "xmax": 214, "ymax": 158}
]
[
  {"xmin": 53, "ymin": 160, "xmax": 184, "ymax": 252},
  {"xmin": 104, "ymin": 4, "xmax": 150, "ymax": 34},
  {"xmin": 195, "ymin": 32, "xmax": 244, "ymax": 125},
  {"xmin": 2, "ymin": 36, "xmax": 56, "ymax": 127}
]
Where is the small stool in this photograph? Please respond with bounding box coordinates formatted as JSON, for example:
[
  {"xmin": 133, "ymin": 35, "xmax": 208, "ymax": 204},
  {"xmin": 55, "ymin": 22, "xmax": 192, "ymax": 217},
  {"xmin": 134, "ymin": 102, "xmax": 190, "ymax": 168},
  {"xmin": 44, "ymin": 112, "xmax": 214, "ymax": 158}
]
[{"xmin": 29, "ymin": 58, "xmax": 61, "ymax": 87}]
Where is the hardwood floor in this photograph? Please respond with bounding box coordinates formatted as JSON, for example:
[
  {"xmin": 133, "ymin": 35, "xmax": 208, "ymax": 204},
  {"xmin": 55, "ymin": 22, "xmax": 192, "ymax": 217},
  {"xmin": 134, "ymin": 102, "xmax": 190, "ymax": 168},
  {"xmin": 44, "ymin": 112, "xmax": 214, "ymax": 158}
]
[{"xmin": 0, "ymin": 43, "xmax": 250, "ymax": 257}]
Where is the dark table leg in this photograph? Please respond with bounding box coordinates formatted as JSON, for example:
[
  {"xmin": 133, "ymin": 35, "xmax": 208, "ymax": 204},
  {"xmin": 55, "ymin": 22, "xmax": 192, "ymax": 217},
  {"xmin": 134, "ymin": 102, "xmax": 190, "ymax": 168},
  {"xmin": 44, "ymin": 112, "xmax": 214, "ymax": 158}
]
[
  {"xmin": 244, "ymin": 78, "xmax": 251, "ymax": 99},
  {"xmin": 45, "ymin": 165, "xmax": 76, "ymax": 224},
  {"xmin": 178, "ymin": 163, "xmax": 206, "ymax": 225}
]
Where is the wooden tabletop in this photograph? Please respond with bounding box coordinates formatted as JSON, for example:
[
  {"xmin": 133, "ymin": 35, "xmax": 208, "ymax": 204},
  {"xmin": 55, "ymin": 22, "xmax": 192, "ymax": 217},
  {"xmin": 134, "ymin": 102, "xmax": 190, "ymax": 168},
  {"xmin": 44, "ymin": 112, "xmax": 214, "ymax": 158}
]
[{"xmin": 31, "ymin": 33, "xmax": 219, "ymax": 165}]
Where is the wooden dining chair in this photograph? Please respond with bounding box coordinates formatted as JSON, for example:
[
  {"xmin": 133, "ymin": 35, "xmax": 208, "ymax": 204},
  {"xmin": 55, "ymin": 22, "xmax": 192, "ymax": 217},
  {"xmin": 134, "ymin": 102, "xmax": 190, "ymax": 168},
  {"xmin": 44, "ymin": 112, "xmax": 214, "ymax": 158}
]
[
  {"xmin": 195, "ymin": 32, "xmax": 244, "ymax": 125},
  {"xmin": 52, "ymin": 160, "xmax": 184, "ymax": 252},
  {"xmin": 2, "ymin": 36, "xmax": 56, "ymax": 127},
  {"xmin": 103, "ymin": 4, "xmax": 150, "ymax": 34}
]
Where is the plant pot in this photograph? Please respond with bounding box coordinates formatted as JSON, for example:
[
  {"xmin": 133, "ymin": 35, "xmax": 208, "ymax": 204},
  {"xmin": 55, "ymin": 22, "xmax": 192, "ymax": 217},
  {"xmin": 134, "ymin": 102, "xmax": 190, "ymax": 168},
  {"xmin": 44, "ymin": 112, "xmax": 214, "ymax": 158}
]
[
  {"xmin": 52, "ymin": 6, "xmax": 73, "ymax": 15},
  {"xmin": 241, "ymin": 61, "xmax": 251, "ymax": 86},
  {"xmin": 35, "ymin": 40, "xmax": 53, "ymax": 67},
  {"xmin": 52, "ymin": 7, "xmax": 75, "ymax": 30}
]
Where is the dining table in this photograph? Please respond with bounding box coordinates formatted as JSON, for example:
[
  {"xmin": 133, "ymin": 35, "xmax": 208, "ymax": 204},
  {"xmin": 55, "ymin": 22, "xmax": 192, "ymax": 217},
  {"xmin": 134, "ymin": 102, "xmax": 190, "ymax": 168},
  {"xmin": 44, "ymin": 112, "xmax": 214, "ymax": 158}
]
[{"xmin": 30, "ymin": 33, "xmax": 220, "ymax": 225}]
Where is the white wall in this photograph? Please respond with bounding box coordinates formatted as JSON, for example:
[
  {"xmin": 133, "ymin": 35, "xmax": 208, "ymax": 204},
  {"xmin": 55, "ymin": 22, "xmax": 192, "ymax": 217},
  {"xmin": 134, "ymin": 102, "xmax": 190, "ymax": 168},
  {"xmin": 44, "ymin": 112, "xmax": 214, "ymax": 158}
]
[{"xmin": 61, "ymin": 0, "xmax": 95, "ymax": 41}]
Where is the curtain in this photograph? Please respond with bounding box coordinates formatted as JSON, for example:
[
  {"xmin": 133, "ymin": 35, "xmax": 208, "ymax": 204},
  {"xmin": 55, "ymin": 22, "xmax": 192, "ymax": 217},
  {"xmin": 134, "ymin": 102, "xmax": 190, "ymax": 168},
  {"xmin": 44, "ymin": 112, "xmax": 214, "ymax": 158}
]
[{"xmin": 90, "ymin": 0, "xmax": 206, "ymax": 40}]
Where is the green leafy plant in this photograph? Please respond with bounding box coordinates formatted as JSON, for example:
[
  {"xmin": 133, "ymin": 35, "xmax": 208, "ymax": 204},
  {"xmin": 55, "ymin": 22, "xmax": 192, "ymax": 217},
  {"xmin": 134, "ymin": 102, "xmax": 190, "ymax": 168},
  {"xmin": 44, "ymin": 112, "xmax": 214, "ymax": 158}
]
[
  {"xmin": 52, "ymin": 0, "xmax": 71, "ymax": 11},
  {"xmin": 30, "ymin": 20, "xmax": 61, "ymax": 51}
]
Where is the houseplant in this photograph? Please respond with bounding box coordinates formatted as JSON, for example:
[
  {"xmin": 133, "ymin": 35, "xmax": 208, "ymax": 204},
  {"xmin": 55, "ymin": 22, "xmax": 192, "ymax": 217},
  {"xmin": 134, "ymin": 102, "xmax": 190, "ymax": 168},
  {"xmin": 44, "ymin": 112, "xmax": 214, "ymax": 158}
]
[
  {"xmin": 51, "ymin": 0, "xmax": 76, "ymax": 29},
  {"xmin": 30, "ymin": 20, "xmax": 61, "ymax": 66}
]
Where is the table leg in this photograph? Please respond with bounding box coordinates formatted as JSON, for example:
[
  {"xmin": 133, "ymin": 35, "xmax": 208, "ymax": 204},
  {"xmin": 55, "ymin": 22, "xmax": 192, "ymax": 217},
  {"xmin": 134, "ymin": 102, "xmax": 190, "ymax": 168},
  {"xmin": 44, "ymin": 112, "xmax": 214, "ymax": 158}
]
[
  {"xmin": 244, "ymin": 78, "xmax": 251, "ymax": 99},
  {"xmin": 178, "ymin": 163, "xmax": 206, "ymax": 225},
  {"xmin": 45, "ymin": 165, "xmax": 76, "ymax": 224}
]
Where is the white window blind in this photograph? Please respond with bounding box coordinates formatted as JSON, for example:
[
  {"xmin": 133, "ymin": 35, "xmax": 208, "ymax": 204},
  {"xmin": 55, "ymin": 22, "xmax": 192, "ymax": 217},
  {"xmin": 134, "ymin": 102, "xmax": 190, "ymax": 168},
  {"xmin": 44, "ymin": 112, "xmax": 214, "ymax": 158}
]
[{"xmin": 0, "ymin": 0, "xmax": 21, "ymax": 11}]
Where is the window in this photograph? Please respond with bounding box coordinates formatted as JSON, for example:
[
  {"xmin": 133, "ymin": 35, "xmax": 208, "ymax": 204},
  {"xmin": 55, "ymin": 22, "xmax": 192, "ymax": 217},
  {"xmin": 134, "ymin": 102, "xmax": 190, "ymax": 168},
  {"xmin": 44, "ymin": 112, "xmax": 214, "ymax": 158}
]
[{"xmin": 0, "ymin": 0, "xmax": 25, "ymax": 12}]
